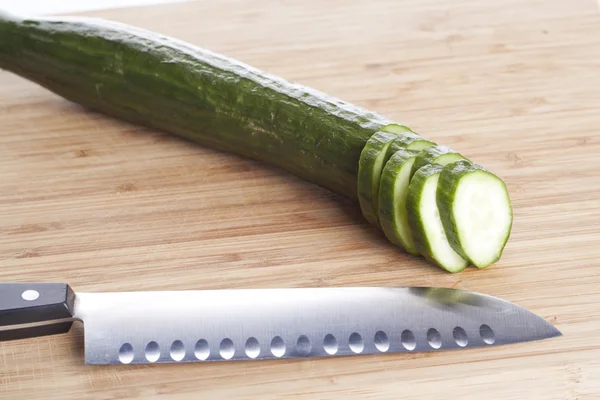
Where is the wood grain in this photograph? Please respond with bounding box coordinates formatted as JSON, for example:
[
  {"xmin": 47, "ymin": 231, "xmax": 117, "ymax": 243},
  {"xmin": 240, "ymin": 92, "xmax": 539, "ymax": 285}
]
[{"xmin": 1, "ymin": 0, "xmax": 599, "ymax": 398}]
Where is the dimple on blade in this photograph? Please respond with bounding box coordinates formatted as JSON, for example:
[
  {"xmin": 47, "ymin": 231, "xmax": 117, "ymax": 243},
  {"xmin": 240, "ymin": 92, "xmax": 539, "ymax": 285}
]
[{"xmin": 72, "ymin": 287, "xmax": 561, "ymax": 365}]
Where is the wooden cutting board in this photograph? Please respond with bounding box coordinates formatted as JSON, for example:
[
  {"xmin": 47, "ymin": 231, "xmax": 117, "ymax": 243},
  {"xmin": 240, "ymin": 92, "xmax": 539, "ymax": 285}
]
[{"xmin": 1, "ymin": 0, "xmax": 599, "ymax": 398}]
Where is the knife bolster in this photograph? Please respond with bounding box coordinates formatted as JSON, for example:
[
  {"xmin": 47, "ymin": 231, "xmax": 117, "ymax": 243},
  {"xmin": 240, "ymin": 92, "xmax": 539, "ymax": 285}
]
[{"xmin": 0, "ymin": 282, "xmax": 75, "ymax": 341}]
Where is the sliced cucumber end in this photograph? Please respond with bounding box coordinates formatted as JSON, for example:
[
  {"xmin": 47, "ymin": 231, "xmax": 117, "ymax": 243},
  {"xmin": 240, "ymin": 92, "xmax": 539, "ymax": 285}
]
[
  {"xmin": 378, "ymin": 150, "xmax": 420, "ymax": 255},
  {"xmin": 369, "ymin": 145, "xmax": 394, "ymax": 224},
  {"xmin": 390, "ymin": 156, "xmax": 419, "ymax": 255},
  {"xmin": 407, "ymin": 165, "xmax": 469, "ymax": 273},
  {"xmin": 421, "ymin": 174, "xmax": 469, "ymax": 272},
  {"xmin": 394, "ymin": 157, "xmax": 419, "ymax": 255},
  {"xmin": 358, "ymin": 131, "xmax": 399, "ymax": 226},
  {"xmin": 451, "ymin": 169, "xmax": 513, "ymax": 268}
]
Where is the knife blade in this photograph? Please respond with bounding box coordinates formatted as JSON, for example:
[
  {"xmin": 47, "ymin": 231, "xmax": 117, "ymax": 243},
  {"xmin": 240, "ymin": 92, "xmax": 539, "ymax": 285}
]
[{"xmin": 0, "ymin": 283, "xmax": 561, "ymax": 365}]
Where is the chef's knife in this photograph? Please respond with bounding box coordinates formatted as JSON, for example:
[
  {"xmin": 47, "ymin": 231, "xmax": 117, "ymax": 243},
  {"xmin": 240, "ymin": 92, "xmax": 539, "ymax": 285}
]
[{"xmin": 0, "ymin": 283, "xmax": 561, "ymax": 365}]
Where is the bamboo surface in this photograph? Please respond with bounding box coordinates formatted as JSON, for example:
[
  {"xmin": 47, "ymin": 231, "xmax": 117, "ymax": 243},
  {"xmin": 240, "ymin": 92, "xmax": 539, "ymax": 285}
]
[{"xmin": 0, "ymin": 0, "xmax": 599, "ymax": 398}]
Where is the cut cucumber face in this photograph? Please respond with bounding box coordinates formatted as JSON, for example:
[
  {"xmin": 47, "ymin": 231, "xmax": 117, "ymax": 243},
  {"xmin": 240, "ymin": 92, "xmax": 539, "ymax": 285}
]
[
  {"xmin": 406, "ymin": 164, "xmax": 469, "ymax": 273},
  {"xmin": 378, "ymin": 149, "xmax": 420, "ymax": 255},
  {"xmin": 437, "ymin": 160, "xmax": 513, "ymax": 268},
  {"xmin": 358, "ymin": 131, "xmax": 399, "ymax": 225},
  {"xmin": 410, "ymin": 145, "xmax": 468, "ymax": 180}
]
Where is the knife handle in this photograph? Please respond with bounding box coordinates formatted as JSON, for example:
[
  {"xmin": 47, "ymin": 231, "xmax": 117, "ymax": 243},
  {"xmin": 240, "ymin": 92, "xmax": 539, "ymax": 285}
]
[{"xmin": 0, "ymin": 282, "xmax": 75, "ymax": 341}]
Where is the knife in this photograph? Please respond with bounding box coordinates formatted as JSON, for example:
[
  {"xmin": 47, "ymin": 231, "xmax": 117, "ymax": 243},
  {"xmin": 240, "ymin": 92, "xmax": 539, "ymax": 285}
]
[{"xmin": 0, "ymin": 283, "xmax": 561, "ymax": 365}]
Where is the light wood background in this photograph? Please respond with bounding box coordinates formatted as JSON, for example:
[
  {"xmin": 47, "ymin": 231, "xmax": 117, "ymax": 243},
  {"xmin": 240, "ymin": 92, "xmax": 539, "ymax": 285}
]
[{"xmin": 1, "ymin": 0, "xmax": 599, "ymax": 398}]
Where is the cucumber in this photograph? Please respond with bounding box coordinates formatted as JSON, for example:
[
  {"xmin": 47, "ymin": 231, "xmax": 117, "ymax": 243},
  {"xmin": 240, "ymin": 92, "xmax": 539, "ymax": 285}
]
[
  {"xmin": 0, "ymin": 11, "xmax": 514, "ymax": 271},
  {"xmin": 410, "ymin": 145, "xmax": 468, "ymax": 180},
  {"xmin": 377, "ymin": 149, "xmax": 420, "ymax": 255},
  {"xmin": 437, "ymin": 160, "xmax": 513, "ymax": 268},
  {"xmin": 357, "ymin": 130, "xmax": 407, "ymax": 225},
  {"xmin": 406, "ymin": 164, "xmax": 469, "ymax": 273},
  {"xmin": 0, "ymin": 11, "xmax": 407, "ymax": 201}
]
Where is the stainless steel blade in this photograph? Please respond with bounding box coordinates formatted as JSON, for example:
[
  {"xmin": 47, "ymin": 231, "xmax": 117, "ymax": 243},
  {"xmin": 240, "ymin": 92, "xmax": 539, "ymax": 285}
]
[{"xmin": 72, "ymin": 287, "xmax": 561, "ymax": 365}]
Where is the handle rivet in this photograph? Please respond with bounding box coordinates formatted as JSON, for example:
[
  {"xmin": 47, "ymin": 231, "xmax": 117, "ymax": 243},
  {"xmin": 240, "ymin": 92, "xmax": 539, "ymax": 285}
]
[{"xmin": 22, "ymin": 290, "xmax": 40, "ymax": 301}]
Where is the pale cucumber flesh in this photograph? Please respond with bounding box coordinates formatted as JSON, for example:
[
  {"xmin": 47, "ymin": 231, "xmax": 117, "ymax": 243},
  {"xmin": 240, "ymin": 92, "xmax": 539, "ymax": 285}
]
[
  {"xmin": 378, "ymin": 149, "xmax": 419, "ymax": 255},
  {"xmin": 437, "ymin": 160, "xmax": 513, "ymax": 268},
  {"xmin": 407, "ymin": 164, "xmax": 469, "ymax": 273},
  {"xmin": 357, "ymin": 131, "xmax": 399, "ymax": 225}
]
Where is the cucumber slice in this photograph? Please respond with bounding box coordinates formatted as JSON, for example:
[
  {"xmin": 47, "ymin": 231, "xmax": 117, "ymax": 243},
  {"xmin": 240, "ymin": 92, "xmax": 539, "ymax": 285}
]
[
  {"xmin": 357, "ymin": 131, "xmax": 402, "ymax": 225},
  {"xmin": 410, "ymin": 145, "xmax": 468, "ymax": 180},
  {"xmin": 378, "ymin": 149, "xmax": 420, "ymax": 255},
  {"xmin": 368, "ymin": 132, "xmax": 436, "ymax": 223},
  {"xmin": 437, "ymin": 160, "xmax": 513, "ymax": 268},
  {"xmin": 406, "ymin": 164, "xmax": 469, "ymax": 273},
  {"xmin": 388, "ymin": 131, "xmax": 436, "ymax": 153}
]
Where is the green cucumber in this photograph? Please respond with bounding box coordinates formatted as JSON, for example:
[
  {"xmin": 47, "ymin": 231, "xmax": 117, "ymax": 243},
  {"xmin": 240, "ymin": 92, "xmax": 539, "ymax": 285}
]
[
  {"xmin": 0, "ymin": 11, "xmax": 514, "ymax": 271},
  {"xmin": 0, "ymin": 11, "xmax": 407, "ymax": 201},
  {"xmin": 377, "ymin": 149, "xmax": 420, "ymax": 255},
  {"xmin": 406, "ymin": 164, "xmax": 469, "ymax": 273},
  {"xmin": 437, "ymin": 160, "xmax": 513, "ymax": 268},
  {"xmin": 357, "ymin": 131, "xmax": 407, "ymax": 225},
  {"xmin": 410, "ymin": 145, "xmax": 468, "ymax": 180}
]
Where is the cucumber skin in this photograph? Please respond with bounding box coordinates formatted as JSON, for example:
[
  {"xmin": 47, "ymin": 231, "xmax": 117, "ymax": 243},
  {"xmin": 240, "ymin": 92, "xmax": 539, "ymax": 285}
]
[
  {"xmin": 357, "ymin": 131, "xmax": 402, "ymax": 226},
  {"xmin": 0, "ymin": 13, "xmax": 407, "ymax": 200},
  {"xmin": 378, "ymin": 149, "xmax": 420, "ymax": 255},
  {"xmin": 437, "ymin": 160, "xmax": 513, "ymax": 267},
  {"xmin": 388, "ymin": 133, "xmax": 436, "ymax": 155},
  {"xmin": 410, "ymin": 145, "xmax": 467, "ymax": 179},
  {"xmin": 382, "ymin": 134, "xmax": 436, "ymax": 175}
]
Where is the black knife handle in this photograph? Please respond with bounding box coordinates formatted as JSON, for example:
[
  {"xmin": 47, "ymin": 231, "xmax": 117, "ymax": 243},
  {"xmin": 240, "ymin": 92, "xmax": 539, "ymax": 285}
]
[{"xmin": 0, "ymin": 282, "xmax": 75, "ymax": 341}]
